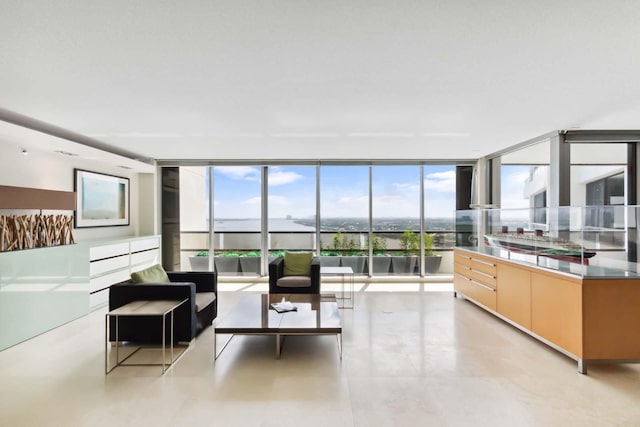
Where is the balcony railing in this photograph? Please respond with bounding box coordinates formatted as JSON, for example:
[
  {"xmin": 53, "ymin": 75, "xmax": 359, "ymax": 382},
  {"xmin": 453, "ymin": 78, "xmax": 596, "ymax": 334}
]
[{"xmin": 179, "ymin": 230, "xmax": 454, "ymax": 276}]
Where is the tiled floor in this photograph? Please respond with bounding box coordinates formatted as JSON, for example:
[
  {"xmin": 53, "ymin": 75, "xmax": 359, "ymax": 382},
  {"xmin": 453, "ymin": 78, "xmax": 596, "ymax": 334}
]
[{"xmin": 1, "ymin": 281, "xmax": 640, "ymax": 426}]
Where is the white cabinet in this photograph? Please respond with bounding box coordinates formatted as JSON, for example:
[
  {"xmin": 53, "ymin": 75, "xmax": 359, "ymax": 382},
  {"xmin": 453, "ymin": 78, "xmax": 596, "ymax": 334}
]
[{"xmin": 89, "ymin": 236, "xmax": 160, "ymax": 309}]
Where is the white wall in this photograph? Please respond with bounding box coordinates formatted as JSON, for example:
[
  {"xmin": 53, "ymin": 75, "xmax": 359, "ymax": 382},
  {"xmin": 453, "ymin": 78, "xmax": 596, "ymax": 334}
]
[
  {"xmin": 0, "ymin": 139, "xmax": 154, "ymax": 241},
  {"xmin": 179, "ymin": 167, "xmax": 207, "ymax": 231}
]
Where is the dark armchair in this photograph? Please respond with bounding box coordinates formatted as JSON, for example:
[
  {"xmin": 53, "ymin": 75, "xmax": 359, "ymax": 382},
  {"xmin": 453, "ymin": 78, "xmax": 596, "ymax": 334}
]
[
  {"xmin": 269, "ymin": 254, "xmax": 321, "ymax": 294},
  {"xmin": 109, "ymin": 270, "xmax": 217, "ymax": 343}
]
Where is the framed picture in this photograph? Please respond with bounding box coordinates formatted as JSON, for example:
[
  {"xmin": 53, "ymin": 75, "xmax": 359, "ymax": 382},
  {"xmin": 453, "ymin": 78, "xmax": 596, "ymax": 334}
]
[{"xmin": 74, "ymin": 169, "xmax": 130, "ymax": 228}]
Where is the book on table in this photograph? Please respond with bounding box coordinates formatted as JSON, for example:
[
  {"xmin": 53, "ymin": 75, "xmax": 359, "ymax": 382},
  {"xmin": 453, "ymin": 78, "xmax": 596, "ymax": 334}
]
[{"xmin": 270, "ymin": 298, "xmax": 297, "ymax": 313}]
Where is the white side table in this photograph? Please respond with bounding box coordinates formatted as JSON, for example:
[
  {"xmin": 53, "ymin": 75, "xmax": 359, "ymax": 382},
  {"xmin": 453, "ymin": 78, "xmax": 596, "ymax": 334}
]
[
  {"xmin": 320, "ymin": 266, "xmax": 354, "ymax": 309},
  {"xmin": 105, "ymin": 299, "xmax": 188, "ymax": 374}
]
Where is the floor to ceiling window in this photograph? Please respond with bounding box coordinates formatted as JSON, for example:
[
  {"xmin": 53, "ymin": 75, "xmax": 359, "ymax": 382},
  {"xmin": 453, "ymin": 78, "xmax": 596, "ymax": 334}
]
[
  {"xmin": 571, "ymin": 143, "xmax": 627, "ymax": 249},
  {"xmin": 267, "ymin": 166, "xmax": 317, "ymax": 257},
  {"xmin": 424, "ymin": 165, "xmax": 456, "ymax": 274},
  {"xmin": 499, "ymin": 140, "xmax": 550, "ymax": 233},
  {"xmin": 177, "ymin": 162, "xmax": 461, "ymax": 277},
  {"xmin": 212, "ymin": 166, "xmax": 262, "ymax": 275},
  {"xmin": 372, "ymin": 165, "xmax": 420, "ymax": 275},
  {"xmin": 319, "ymin": 165, "xmax": 369, "ymax": 274}
]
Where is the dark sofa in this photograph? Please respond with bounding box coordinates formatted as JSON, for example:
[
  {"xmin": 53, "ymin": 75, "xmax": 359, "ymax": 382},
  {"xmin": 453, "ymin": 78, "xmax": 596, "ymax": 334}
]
[{"xmin": 109, "ymin": 271, "xmax": 217, "ymax": 343}]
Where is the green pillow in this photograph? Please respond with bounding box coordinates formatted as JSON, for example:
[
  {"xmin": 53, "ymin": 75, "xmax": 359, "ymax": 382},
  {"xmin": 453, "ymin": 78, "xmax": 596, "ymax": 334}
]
[
  {"xmin": 283, "ymin": 251, "xmax": 313, "ymax": 276},
  {"xmin": 131, "ymin": 264, "xmax": 170, "ymax": 283}
]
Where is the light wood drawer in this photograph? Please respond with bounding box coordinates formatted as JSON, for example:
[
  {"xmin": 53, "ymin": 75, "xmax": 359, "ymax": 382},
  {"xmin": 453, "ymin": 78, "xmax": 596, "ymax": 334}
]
[
  {"xmin": 469, "ymin": 257, "xmax": 497, "ymax": 276},
  {"xmin": 470, "ymin": 269, "xmax": 497, "ymax": 289},
  {"xmin": 454, "ymin": 253, "xmax": 475, "ymax": 269},
  {"xmin": 454, "ymin": 262, "xmax": 473, "ymax": 277},
  {"xmin": 455, "ymin": 273, "xmax": 497, "ymax": 311}
]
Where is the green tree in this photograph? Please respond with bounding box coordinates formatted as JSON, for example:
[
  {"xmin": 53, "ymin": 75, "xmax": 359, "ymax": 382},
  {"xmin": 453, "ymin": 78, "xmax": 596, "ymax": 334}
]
[
  {"xmin": 368, "ymin": 235, "xmax": 387, "ymax": 256},
  {"xmin": 400, "ymin": 230, "xmax": 420, "ymax": 255},
  {"xmin": 331, "ymin": 231, "xmax": 359, "ymax": 254},
  {"xmin": 424, "ymin": 232, "xmax": 435, "ymax": 256}
]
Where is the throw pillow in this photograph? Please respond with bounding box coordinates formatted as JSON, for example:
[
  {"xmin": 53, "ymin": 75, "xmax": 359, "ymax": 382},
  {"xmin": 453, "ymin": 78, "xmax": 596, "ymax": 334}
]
[
  {"xmin": 131, "ymin": 264, "xmax": 170, "ymax": 283},
  {"xmin": 283, "ymin": 251, "xmax": 313, "ymax": 276}
]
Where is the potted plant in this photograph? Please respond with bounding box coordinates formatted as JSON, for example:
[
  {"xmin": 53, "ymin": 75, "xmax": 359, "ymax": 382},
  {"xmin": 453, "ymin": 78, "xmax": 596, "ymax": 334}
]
[
  {"xmin": 424, "ymin": 232, "xmax": 442, "ymax": 274},
  {"xmin": 331, "ymin": 231, "xmax": 367, "ymax": 274},
  {"xmin": 392, "ymin": 229, "xmax": 418, "ymax": 274},
  {"xmin": 341, "ymin": 250, "xmax": 367, "ymax": 275},
  {"xmin": 369, "ymin": 235, "xmax": 391, "ymax": 274},
  {"xmin": 214, "ymin": 251, "xmax": 240, "ymax": 274},
  {"xmin": 189, "ymin": 250, "xmax": 210, "ymax": 271},
  {"xmin": 239, "ymin": 251, "xmax": 261, "ymax": 275},
  {"xmin": 320, "ymin": 249, "xmax": 341, "ymax": 267}
]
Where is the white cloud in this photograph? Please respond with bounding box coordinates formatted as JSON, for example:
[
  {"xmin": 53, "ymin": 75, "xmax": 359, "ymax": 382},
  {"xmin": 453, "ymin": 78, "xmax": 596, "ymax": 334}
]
[
  {"xmin": 268, "ymin": 170, "xmax": 303, "ymax": 186},
  {"xmin": 268, "ymin": 195, "xmax": 290, "ymax": 205},
  {"xmin": 426, "ymin": 171, "xmax": 456, "ymax": 180},
  {"xmin": 243, "ymin": 196, "xmax": 261, "ymax": 205},
  {"xmin": 424, "ymin": 170, "xmax": 455, "ymax": 193},
  {"xmin": 216, "ymin": 166, "xmax": 260, "ymax": 181}
]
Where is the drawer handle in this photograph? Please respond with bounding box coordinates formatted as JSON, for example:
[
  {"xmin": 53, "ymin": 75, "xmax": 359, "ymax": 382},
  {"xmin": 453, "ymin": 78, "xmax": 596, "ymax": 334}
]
[
  {"xmin": 473, "ymin": 258, "xmax": 496, "ymax": 267},
  {"xmin": 470, "ymin": 280, "xmax": 496, "ymax": 292},
  {"xmin": 454, "ymin": 263, "xmax": 471, "ymax": 271},
  {"xmin": 473, "ymin": 270, "xmax": 496, "ymax": 280}
]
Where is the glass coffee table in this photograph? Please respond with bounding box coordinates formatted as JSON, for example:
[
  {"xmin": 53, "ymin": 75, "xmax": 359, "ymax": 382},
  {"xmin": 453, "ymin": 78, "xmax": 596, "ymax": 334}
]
[
  {"xmin": 214, "ymin": 293, "xmax": 342, "ymax": 360},
  {"xmin": 320, "ymin": 266, "xmax": 355, "ymax": 309}
]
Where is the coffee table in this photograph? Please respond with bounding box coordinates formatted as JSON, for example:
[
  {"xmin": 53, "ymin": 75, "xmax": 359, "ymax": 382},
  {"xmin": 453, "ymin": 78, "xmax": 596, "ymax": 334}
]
[
  {"xmin": 214, "ymin": 293, "xmax": 342, "ymax": 360},
  {"xmin": 321, "ymin": 266, "xmax": 355, "ymax": 309}
]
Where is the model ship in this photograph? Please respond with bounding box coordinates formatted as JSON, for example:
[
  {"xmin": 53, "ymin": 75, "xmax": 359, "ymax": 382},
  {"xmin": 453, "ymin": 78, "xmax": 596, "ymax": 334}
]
[{"xmin": 484, "ymin": 226, "xmax": 596, "ymax": 264}]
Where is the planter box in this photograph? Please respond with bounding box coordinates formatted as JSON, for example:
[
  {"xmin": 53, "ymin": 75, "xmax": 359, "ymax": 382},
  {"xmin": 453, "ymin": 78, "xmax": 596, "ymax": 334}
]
[
  {"xmin": 214, "ymin": 256, "xmax": 240, "ymax": 274},
  {"xmin": 320, "ymin": 256, "xmax": 341, "ymax": 267},
  {"xmin": 239, "ymin": 257, "xmax": 261, "ymax": 275},
  {"xmin": 424, "ymin": 255, "xmax": 442, "ymax": 274},
  {"xmin": 189, "ymin": 256, "xmax": 210, "ymax": 271},
  {"xmin": 391, "ymin": 256, "xmax": 417, "ymax": 275},
  {"xmin": 340, "ymin": 256, "xmax": 367, "ymax": 275},
  {"xmin": 372, "ymin": 256, "xmax": 391, "ymax": 274}
]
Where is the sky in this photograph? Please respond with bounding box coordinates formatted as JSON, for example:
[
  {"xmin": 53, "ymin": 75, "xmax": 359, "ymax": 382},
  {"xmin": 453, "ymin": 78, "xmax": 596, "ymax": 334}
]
[{"xmin": 209, "ymin": 165, "xmax": 457, "ymax": 219}]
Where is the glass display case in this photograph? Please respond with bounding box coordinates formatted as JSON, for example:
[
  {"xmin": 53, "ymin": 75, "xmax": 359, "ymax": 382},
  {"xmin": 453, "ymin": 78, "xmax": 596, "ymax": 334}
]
[{"xmin": 455, "ymin": 205, "xmax": 640, "ymax": 278}]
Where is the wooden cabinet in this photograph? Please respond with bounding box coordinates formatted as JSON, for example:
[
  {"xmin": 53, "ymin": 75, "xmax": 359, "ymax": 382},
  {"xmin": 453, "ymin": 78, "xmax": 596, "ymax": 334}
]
[
  {"xmin": 454, "ymin": 247, "xmax": 640, "ymax": 373},
  {"xmin": 454, "ymin": 251, "xmax": 497, "ymax": 310},
  {"xmin": 531, "ymin": 271, "xmax": 582, "ymax": 357},
  {"xmin": 497, "ymin": 263, "xmax": 531, "ymax": 329}
]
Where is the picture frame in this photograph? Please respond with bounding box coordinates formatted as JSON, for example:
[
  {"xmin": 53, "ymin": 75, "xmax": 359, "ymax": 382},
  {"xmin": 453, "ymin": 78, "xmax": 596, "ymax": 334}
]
[{"xmin": 74, "ymin": 169, "xmax": 130, "ymax": 228}]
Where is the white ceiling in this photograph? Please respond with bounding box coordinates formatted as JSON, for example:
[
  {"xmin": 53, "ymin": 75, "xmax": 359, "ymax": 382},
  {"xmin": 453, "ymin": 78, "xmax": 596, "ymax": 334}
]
[{"xmin": 1, "ymin": 0, "xmax": 640, "ymax": 167}]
